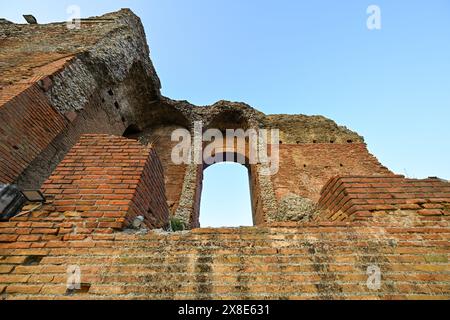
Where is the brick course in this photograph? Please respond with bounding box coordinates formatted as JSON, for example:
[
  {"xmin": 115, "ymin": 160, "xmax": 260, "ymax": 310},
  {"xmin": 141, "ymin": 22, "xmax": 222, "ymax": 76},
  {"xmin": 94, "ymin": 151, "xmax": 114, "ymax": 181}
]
[
  {"xmin": 0, "ymin": 84, "xmax": 67, "ymax": 184},
  {"xmin": 271, "ymin": 144, "xmax": 392, "ymax": 203},
  {"xmin": 0, "ymin": 219, "xmax": 449, "ymax": 299},
  {"xmin": 38, "ymin": 134, "xmax": 169, "ymax": 231},
  {"xmin": 318, "ymin": 175, "xmax": 450, "ymax": 221}
]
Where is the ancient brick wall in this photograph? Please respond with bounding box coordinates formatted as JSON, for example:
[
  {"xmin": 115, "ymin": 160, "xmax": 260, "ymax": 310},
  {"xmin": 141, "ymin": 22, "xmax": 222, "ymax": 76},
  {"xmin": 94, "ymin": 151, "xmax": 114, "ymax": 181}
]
[
  {"xmin": 271, "ymin": 143, "xmax": 392, "ymax": 203},
  {"xmin": 0, "ymin": 219, "xmax": 449, "ymax": 299},
  {"xmin": 130, "ymin": 146, "xmax": 170, "ymax": 229},
  {"xmin": 136, "ymin": 126, "xmax": 188, "ymax": 217},
  {"xmin": 0, "ymin": 84, "xmax": 67, "ymax": 185},
  {"xmin": 8, "ymin": 83, "xmax": 130, "ymax": 189},
  {"xmin": 39, "ymin": 134, "xmax": 169, "ymax": 231},
  {"xmin": 318, "ymin": 175, "xmax": 450, "ymax": 222},
  {"xmin": 0, "ymin": 56, "xmax": 76, "ymax": 185}
]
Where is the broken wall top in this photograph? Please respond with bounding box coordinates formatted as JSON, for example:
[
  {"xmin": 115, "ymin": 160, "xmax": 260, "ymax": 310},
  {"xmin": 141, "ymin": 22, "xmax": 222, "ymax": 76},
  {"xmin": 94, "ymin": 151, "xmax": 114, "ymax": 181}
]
[{"xmin": 0, "ymin": 9, "xmax": 161, "ymax": 108}]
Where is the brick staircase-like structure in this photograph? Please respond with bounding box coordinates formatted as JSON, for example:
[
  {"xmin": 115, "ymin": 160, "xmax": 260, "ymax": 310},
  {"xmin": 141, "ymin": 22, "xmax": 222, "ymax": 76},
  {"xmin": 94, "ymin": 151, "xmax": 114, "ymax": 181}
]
[
  {"xmin": 319, "ymin": 175, "xmax": 450, "ymax": 222},
  {"xmin": 1, "ymin": 220, "xmax": 449, "ymax": 300}
]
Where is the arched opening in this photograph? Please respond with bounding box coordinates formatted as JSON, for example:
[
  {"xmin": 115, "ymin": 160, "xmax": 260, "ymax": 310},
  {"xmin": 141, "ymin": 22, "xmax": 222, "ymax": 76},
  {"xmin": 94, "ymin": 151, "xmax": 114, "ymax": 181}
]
[
  {"xmin": 200, "ymin": 162, "xmax": 253, "ymax": 228},
  {"xmin": 207, "ymin": 109, "xmax": 250, "ymax": 132},
  {"xmin": 123, "ymin": 124, "xmax": 142, "ymax": 139},
  {"xmin": 198, "ymin": 150, "xmax": 257, "ymax": 228}
]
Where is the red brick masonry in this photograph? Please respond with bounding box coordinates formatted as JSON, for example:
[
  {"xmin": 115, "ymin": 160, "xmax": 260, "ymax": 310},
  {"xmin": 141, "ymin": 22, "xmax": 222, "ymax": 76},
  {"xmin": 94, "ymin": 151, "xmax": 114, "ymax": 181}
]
[
  {"xmin": 0, "ymin": 82, "xmax": 68, "ymax": 184},
  {"xmin": 319, "ymin": 175, "xmax": 450, "ymax": 221},
  {"xmin": 40, "ymin": 134, "xmax": 169, "ymax": 231},
  {"xmin": 0, "ymin": 220, "xmax": 449, "ymax": 299}
]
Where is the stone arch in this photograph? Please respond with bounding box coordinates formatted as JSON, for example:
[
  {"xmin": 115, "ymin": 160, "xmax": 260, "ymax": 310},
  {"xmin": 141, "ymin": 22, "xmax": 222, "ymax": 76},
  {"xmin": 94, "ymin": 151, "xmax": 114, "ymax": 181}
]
[
  {"xmin": 168, "ymin": 105, "xmax": 278, "ymax": 229},
  {"xmin": 206, "ymin": 108, "xmax": 251, "ymax": 132},
  {"xmin": 203, "ymin": 151, "xmax": 251, "ymax": 170},
  {"xmin": 142, "ymin": 101, "xmax": 191, "ymax": 130},
  {"xmin": 200, "ymin": 149, "xmax": 259, "ymax": 226},
  {"xmin": 197, "ymin": 149, "xmax": 253, "ymax": 227},
  {"xmin": 123, "ymin": 124, "xmax": 142, "ymax": 139}
]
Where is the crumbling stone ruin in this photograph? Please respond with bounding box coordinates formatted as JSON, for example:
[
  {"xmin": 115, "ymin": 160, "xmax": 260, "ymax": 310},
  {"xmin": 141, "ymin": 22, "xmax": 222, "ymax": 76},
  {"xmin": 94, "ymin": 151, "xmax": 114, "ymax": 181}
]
[{"xmin": 0, "ymin": 9, "xmax": 449, "ymax": 300}]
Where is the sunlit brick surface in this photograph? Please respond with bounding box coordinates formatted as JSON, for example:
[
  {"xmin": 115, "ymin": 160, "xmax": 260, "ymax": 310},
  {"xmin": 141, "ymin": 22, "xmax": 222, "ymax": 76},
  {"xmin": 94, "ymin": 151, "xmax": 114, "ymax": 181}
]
[
  {"xmin": 319, "ymin": 175, "xmax": 450, "ymax": 221},
  {"xmin": 0, "ymin": 220, "xmax": 449, "ymax": 299}
]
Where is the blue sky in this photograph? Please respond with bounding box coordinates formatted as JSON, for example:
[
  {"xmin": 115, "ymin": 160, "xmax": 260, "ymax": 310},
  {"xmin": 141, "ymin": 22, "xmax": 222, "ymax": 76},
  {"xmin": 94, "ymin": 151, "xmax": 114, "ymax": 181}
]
[{"xmin": 2, "ymin": 1, "xmax": 449, "ymax": 227}]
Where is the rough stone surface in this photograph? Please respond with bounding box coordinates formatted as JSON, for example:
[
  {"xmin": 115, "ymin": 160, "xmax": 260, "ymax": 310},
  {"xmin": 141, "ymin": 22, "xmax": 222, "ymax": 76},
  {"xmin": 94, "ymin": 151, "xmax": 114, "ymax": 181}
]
[
  {"xmin": 264, "ymin": 114, "xmax": 363, "ymax": 144},
  {"xmin": 278, "ymin": 194, "xmax": 319, "ymax": 222}
]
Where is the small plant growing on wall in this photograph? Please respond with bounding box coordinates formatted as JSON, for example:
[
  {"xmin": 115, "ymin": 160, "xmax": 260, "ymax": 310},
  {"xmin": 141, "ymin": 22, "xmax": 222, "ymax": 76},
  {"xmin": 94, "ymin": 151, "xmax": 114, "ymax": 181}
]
[{"xmin": 170, "ymin": 217, "xmax": 185, "ymax": 232}]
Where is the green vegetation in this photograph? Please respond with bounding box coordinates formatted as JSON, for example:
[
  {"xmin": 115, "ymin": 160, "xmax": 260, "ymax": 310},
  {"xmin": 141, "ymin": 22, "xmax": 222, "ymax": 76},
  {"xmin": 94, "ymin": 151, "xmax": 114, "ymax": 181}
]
[{"xmin": 170, "ymin": 217, "xmax": 185, "ymax": 232}]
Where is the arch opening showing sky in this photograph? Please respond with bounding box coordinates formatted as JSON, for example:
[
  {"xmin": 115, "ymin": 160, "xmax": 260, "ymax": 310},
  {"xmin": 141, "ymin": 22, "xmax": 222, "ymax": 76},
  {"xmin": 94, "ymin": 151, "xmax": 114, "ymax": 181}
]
[{"xmin": 200, "ymin": 163, "xmax": 253, "ymax": 228}]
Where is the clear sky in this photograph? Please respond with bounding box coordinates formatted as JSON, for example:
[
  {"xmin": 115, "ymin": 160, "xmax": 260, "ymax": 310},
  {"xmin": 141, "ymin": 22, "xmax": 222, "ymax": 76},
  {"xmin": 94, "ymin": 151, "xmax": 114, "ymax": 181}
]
[{"xmin": 2, "ymin": 1, "xmax": 449, "ymax": 227}]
